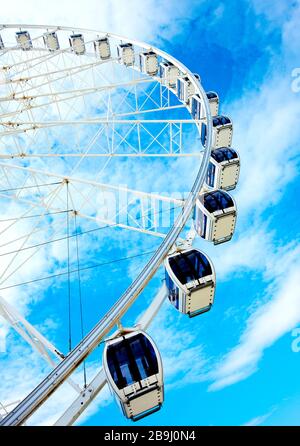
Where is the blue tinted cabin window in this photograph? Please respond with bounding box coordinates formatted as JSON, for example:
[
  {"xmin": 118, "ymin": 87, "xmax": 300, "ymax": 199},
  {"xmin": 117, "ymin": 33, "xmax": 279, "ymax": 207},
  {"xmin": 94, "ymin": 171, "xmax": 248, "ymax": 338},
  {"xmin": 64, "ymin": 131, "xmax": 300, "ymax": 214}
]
[
  {"xmin": 207, "ymin": 92, "xmax": 217, "ymax": 99},
  {"xmin": 211, "ymin": 147, "xmax": 237, "ymax": 163},
  {"xmin": 192, "ymin": 96, "xmax": 201, "ymax": 120},
  {"xmin": 166, "ymin": 270, "xmax": 179, "ymax": 309},
  {"xmin": 177, "ymin": 79, "xmax": 182, "ymax": 100},
  {"xmin": 206, "ymin": 162, "xmax": 216, "ymax": 187},
  {"xmin": 107, "ymin": 334, "xmax": 159, "ymax": 389},
  {"xmin": 169, "ymin": 250, "xmax": 212, "ymax": 286},
  {"xmin": 213, "ymin": 116, "xmax": 231, "ymax": 127},
  {"xmin": 201, "ymin": 123, "xmax": 207, "ymax": 145},
  {"xmin": 202, "ymin": 214, "xmax": 207, "ymax": 238},
  {"xmin": 131, "ymin": 337, "xmax": 156, "ymax": 381},
  {"xmin": 194, "ymin": 205, "xmax": 206, "ymax": 238},
  {"xmin": 203, "ymin": 190, "xmax": 234, "ymax": 213}
]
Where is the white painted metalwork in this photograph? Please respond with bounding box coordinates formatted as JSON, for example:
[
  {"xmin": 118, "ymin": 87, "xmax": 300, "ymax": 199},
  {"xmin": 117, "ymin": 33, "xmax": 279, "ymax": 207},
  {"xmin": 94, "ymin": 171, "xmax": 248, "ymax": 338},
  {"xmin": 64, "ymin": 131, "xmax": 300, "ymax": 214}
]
[
  {"xmin": 0, "ymin": 24, "xmax": 214, "ymax": 426},
  {"xmin": 0, "ymin": 296, "xmax": 81, "ymax": 393}
]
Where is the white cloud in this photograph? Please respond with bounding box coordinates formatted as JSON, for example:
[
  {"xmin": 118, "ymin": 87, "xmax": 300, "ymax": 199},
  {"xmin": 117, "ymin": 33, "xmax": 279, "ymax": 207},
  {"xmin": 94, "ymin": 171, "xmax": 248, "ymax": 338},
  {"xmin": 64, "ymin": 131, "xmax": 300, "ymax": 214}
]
[
  {"xmin": 201, "ymin": 0, "xmax": 300, "ymax": 390},
  {"xmin": 243, "ymin": 407, "xmax": 276, "ymax": 426},
  {"xmin": 208, "ymin": 245, "xmax": 300, "ymax": 391},
  {"xmin": 154, "ymin": 1, "xmax": 300, "ymax": 396},
  {"xmin": 1, "ymin": 0, "xmax": 200, "ymax": 44},
  {"xmin": 196, "ymin": 226, "xmax": 274, "ymax": 281},
  {"xmin": 148, "ymin": 302, "xmax": 208, "ymax": 390}
]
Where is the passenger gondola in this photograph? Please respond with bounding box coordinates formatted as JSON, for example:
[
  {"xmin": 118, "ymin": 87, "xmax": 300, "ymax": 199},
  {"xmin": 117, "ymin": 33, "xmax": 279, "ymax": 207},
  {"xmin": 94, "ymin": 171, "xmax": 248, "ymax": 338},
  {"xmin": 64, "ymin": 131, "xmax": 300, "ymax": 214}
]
[
  {"xmin": 69, "ymin": 34, "xmax": 86, "ymax": 55},
  {"xmin": 177, "ymin": 76, "xmax": 195, "ymax": 103},
  {"xmin": 212, "ymin": 115, "xmax": 233, "ymax": 148},
  {"xmin": 103, "ymin": 329, "xmax": 164, "ymax": 421},
  {"xmin": 15, "ymin": 31, "xmax": 32, "ymax": 51},
  {"xmin": 43, "ymin": 31, "xmax": 60, "ymax": 51},
  {"xmin": 94, "ymin": 37, "xmax": 111, "ymax": 60},
  {"xmin": 159, "ymin": 61, "xmax": 179, "ymax": 89},
  {"xmin": 191, "ymin": 91, "xmax": 219, "ymax": 121},
  {"xmin": 140, "ymin": 51, "xmax": 158, "ymax": 75},
  {"xmin": 165, "ymin": 248, "xmax": 216, "ymax": 317},
  {"xmin": 117, "ymin": 43, "xmax": 135, "ymax": 66},
  {"xmin": 206, "ymin": 91, "xmax": 219, "ymax": 116},
  {"xmin": 206, "ymin": 147, "xmax": 240, "ymax": 191},
  {"xmin": 194, "ymin": 189, "xmax": 237, "ymax": 244}
]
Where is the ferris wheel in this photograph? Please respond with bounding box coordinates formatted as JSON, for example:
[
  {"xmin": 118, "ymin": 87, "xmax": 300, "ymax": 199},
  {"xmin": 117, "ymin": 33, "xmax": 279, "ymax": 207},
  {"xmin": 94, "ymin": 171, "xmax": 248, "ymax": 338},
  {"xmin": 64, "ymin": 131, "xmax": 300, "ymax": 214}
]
[{"xmin": 0, "ymin": 24, "xmax": 240, "ymax": 425}]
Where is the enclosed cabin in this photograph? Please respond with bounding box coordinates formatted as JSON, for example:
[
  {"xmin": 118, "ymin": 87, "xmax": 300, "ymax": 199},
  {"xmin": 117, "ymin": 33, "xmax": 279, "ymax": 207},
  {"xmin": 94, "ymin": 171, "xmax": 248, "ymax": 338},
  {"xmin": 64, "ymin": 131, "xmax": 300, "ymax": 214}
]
[
  {"xmin": 191, "ymin": 91, "xmax": 219, "ymax": 121},
  {"xmin": 206, "ymin": 147, "xmax": 240, "ymax": 191},
  {"xmin": 117, "ymin": 43, "xmax": 135, "ymax": 66},
  {"xmin": 69, "ymin": 34, "xmax": 86, "ymax": 55},
  {"xmin": 103, "ymin": 329, "xmax": 163, "ymax": 421},
  {"xmin": 191, "ymin": 94, "xmax": 201, "ymax": 121},
  {"xmin": 0, "ymin": 34, "xmax": 4, "ymax": 50},
  {"xmin": 194, "ymin": 73, "xmax": 201, "ymax": 83},
  {"xmin": 206, "ymin": 91, "xmax": 219, "ymax": 117},
  {"xmin": 165, "ymin": 248, "xmax": 216, "ymax": 318},
  {"xmin": 43, "ymin": 31, "xmax": 60, "ymax": 51},
  {"xmin": 191, "ymin": 104, "xmax": 208, "ymax": 148},
  {"xmin": 159, "ymin": 62, "xmax": 179, "ymax": 90},
  {"xmin": 94, "ymin": 37, "xmax": 111, "ymax": 60},
  {"xmin": 139, "ymin": 51, "xmax": 158, "ymax": 76},
  {"xmin": 15, "ymin": 31, "xmax": 32, "ymax": 51},
  {"xmin": 194, "ymin": 189, "xmax": 237, "ymax": 244},
  {"xmin": 212, "ymin": 115, "xmax": 233, "ymax": 148},
  {"xmin": 177, "ymin": 76, "xmax": 195, "ymax": 104}
]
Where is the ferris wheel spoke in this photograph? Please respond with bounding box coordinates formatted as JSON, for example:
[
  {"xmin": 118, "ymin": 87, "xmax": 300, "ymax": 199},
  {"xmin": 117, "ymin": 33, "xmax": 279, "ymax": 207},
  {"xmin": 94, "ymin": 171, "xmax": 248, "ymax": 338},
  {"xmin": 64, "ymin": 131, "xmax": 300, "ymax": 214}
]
[
  {"xmin": 67, "ymin": 178, "xmax": 182, "ymax": 237},
  {"xmin": 106, "ymin": 104, "xmax": 186, "ymax": 117},
  {"xmin": 2, "ymin": 59, "xmax": 110, "ymax": 87},
  {"xmin": 7, "ymin": 46, "xmax": 76, "ymax": 74},
  {"xmin": 0, "ymin": 78, "xmax": 156, "ymax": 120},
  {"xmin": 0, "ymin": 118, "xmax": 202, "ymax": 158},
  {"xmin": 0, "ymin": 182, "xmax": 64, "ymax": 285},
  {"xmin": 0, "ymin": 163, "xmax": 185, "ymax": 237},
  {"xmin": 7, "ymin": 42, "xmax": 110, "ymax": 80},
  {"xmin": 0, "ymin": 296, "xmax": 82, "ymax": 394},
  {"xmin": 0, "ymin": 119, "xmax": 200, "ymax": 140},
  {"xmin": 0, "ymin": 153, "xmax": 202, "ymax": 158},
  {"xmin": 0, "ymin": 214, "xmax": 67, "ymax": 288},
  {"xmin": 4, "ymin": 60, "xmax": 117, "ymax": 117},
  {"xmin": 25, "ymin": 59, "xmax": 114, "ymax": 98},
  {"xmin": 0, "ymin": 77, "xmax": 155, "ymax": 102}
]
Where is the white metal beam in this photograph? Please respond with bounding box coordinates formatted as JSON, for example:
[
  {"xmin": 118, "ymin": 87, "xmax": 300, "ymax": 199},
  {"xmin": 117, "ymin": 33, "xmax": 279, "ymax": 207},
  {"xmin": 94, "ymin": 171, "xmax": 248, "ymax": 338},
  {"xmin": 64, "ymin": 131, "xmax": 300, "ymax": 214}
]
[{"xmin": 0, "ymin": 295, "xmax": 82, "ymax": 394}]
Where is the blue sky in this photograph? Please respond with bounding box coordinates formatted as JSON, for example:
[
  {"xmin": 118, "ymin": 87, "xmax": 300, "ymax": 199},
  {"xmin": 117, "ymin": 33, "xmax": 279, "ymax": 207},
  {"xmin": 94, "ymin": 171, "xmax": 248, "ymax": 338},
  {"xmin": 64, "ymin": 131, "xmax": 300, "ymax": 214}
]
[{"xmin": 1, "ymin": 0, "xmax": 300, "ymax": 426}]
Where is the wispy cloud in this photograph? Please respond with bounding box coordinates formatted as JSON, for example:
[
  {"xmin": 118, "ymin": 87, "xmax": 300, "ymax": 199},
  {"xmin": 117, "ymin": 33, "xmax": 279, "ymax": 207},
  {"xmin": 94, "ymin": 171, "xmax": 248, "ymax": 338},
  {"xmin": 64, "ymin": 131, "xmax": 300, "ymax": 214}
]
[
  {"xmin": 1, "ymin": 0, "xmax": 300, "ymax": 426},
  {"xmin": 208, "ymin": 245, "xmax": 300, "ymax": 391},
  {"xmin": 0, "ymin": 0, "xmax": 202, "ymax": 44},
  {"xmin": 243, "ymin": 407, "xmax": 276, "ymax": 426},
  {"xmin": 151, "ymin": 1, "xmax": 300, "ymax": 396}
]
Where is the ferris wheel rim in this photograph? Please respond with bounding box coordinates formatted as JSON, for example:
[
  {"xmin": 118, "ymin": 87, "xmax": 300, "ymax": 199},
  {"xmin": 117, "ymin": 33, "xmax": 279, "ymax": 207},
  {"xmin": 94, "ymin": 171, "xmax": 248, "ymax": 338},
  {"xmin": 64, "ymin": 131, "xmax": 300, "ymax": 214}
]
[{"xmin": 0, "ymin": 24, "xmax": 213, "ymax": 426}]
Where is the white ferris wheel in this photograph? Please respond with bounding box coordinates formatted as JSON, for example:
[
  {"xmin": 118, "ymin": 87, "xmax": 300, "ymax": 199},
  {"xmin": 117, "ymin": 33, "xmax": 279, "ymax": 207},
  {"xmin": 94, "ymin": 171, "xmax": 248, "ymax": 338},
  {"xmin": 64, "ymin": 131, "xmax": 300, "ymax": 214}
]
[{"xmin": 0, "ymin": 24, "xmax": 240, "ymax": 425}]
